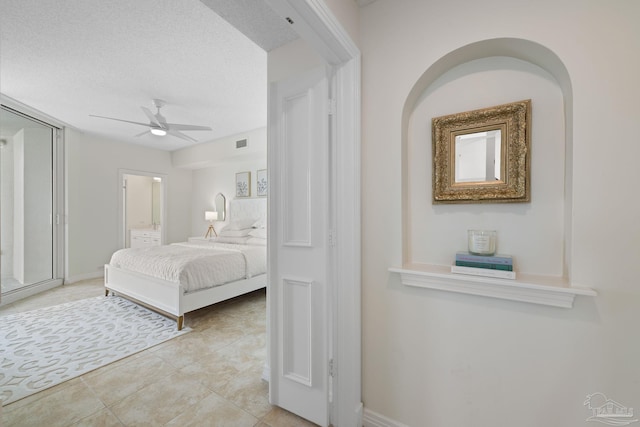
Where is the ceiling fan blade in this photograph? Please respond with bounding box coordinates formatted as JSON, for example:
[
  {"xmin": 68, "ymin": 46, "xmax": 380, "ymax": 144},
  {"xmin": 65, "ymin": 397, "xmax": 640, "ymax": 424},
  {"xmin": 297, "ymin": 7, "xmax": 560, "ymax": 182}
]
[
  {"xmin": 89, "ymin": 114, "xmax": 149, "ymax": 127},
  {"xmin": 168, "ymin": 129, "xmax": 197, "ymax": 143},
  {"xmin": 166, "ymin": 123, "xmax": 212, "ymax": 131},
  {"xmin": 141, "ymin": 107, "xmax": 162, "ymax": 127},
  {"xmin": 134, "ymin": 130, "xmax": 150, "ymax": 137}
]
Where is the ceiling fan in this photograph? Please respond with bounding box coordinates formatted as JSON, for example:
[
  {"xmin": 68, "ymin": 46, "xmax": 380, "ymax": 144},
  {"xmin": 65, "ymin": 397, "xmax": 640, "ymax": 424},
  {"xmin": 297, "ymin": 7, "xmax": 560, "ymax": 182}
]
[{"xmin": 89, "ymin": 99, "xmax": 212, "ymax": 143}]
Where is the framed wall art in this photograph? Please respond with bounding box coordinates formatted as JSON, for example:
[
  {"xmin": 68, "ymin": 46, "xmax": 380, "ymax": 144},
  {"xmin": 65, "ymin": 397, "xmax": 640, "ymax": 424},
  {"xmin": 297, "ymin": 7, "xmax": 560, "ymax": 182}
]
[
  {"xmin": 256, "ymin": 169, "xmax": 267, "ymax": 197},
  {"xmin": 236, "ymin": 171, "xmax": 251, "ymax": 197},
  {"xmin": 432, "ymin": 99, "xmax": 531, "ymax": 204}
]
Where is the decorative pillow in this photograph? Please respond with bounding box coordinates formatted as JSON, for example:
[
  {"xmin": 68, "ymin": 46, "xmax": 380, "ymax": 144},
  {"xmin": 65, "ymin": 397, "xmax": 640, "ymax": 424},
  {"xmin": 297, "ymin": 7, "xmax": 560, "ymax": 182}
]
[
  {"xmin": 246, "ymin": 237, "xmax": 266, "ymax": 246},
  {"xmin": 219, "ymin": 228, "xmax": 252, "ymax": 237},
  {"xmin": 252, "ymin": 219, "xmax": 266, "ymax": 229},
  {"xmin": 214, "ymin": 236, "xmax": 251, "ymax": 244},
  {"xmin": 220, "ymin": 219, "xmax": 256, "ymax": 231},
  {"xmin": 248, "ymin": 228, "xmax": 267, "ymax": 239}
]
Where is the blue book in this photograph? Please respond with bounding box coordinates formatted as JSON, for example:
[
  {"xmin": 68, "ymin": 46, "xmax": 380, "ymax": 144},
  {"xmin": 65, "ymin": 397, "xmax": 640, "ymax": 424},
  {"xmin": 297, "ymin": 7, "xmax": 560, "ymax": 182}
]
[
  {"xmin": 455, "ymin": 260, "xmax": 513, "ymax": 271},
  {"xmin": 455, "ymin": 252, "xmax": 513, "ymax": 265}
]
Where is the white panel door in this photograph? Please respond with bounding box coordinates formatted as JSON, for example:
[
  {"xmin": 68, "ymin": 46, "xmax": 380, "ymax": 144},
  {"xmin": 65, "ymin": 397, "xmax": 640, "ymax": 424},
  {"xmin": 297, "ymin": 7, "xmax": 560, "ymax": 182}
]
[{"xmin": 268, "ymin": 67, "xmax": 331, "ymax": 426}]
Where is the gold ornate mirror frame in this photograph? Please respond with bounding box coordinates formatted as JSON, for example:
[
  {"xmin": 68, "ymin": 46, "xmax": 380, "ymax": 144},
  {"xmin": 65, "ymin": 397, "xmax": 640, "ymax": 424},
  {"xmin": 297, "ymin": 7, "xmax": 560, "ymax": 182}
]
[{"xmin": 432, "ymin": 99, "xmax": 531, "ymax": 204}]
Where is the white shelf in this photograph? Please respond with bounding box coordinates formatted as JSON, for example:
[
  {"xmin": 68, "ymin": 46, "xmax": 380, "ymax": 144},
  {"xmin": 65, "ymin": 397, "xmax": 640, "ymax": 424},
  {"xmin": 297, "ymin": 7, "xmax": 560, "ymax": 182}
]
[{"xmin": 389, "ymin": 263, "xmax": 596, "ymax": 308}]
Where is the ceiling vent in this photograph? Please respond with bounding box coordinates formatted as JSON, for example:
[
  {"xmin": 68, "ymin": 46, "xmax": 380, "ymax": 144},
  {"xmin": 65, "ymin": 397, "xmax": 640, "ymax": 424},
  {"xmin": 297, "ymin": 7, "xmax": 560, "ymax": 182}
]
[{"xmin": 236, "ymin": 139, "xmax": 247, "ymax": 149}]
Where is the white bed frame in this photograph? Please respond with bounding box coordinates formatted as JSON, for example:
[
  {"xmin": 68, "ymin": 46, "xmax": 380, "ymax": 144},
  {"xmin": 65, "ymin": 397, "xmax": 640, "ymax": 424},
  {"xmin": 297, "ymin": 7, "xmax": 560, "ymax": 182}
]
[{"xmin": 104, "ymin": 198, "xmax": 267, "ymax": 330}]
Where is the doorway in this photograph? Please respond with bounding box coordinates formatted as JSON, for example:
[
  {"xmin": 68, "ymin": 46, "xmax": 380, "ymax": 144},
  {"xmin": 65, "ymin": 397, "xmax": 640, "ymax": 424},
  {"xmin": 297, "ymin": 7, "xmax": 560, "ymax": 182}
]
[
  {"xmin": 0, "ymin": 105, "xmax": 64, "ymax": 304},
  {"xmin": 118, "ymin": 170, "xmax": 166, "ymax": 249}
]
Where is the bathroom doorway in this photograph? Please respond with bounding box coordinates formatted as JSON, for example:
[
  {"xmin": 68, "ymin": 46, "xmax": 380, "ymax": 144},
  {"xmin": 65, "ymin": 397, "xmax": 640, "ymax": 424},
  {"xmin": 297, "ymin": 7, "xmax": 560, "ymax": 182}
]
[{"xmin": 118, "ymin": 170, "xmax": 166, "ymax": 249}]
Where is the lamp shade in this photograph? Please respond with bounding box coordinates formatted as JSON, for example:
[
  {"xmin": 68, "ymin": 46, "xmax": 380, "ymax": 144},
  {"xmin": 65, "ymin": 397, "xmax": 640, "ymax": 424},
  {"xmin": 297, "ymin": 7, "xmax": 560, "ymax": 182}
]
[{"xmin": 205, "ymin": 211, "xmax": 218, "ymax": 221}]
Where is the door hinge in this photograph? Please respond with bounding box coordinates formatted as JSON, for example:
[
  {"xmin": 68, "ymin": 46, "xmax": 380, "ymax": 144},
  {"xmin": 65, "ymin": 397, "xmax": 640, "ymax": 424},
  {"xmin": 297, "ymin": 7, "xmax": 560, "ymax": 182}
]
[
  {"xmin": 328, "ymin": 230, "xmax": 336, "ymax": 247},
  {"xmin": 328, "ymin": 98, "xmax": 336, "ymax": 116},
  {"xmin": 329, "ymin": 358, "xmax": 336, "ymax": 377}
]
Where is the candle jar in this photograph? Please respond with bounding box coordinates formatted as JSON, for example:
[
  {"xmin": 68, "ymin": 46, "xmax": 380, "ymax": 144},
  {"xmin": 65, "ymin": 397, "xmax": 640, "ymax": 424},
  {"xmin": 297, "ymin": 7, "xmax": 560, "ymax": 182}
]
[{"xmin": 468, "ymin": 230, "xmax": 497, "ymax": 256}]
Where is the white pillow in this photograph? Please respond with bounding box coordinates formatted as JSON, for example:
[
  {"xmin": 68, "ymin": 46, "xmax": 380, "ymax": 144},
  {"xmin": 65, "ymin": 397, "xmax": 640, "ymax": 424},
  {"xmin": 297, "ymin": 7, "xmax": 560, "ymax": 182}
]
[
  {"xmin": 220, "ymin": 219, "xmax": 256, "ymax": 231},
  {"xmin": 248, "ymin": 228, "xmax": 267, "ymax": 239},
  {"xmin": 214, "ymin": 236, "xmax": 251, "ymax": 244},
  {"xmin": 219, "ymin": 228, "xmax": 252, "ymax": 237},
  {"xmin": 246, "ymin": 237, "xmax": 266, "ymax": 246}
]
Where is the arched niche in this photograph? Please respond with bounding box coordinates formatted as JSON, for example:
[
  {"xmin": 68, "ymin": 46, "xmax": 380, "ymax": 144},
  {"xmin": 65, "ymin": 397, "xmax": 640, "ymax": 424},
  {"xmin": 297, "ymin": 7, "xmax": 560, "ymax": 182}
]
[{"xmin": 401, "ymin": 38, "xmax": 573, "ymax": 278}]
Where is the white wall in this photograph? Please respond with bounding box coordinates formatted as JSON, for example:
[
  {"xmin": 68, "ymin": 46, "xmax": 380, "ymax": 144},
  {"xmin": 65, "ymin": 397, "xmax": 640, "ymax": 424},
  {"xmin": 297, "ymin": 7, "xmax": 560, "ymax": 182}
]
[
  {"xmin": 66, "ymin": 129, "xmax": 193, "ymax": 281},
  {"xmin": 267, "ymin": 38, "xmax": 325, "ymax": 83},
  {"xmin": 172, "ymin": 128, "xmax": 266, "ymax": 237},
  {"xmin": 359, "ymin": 1, "xmax": 640, "ymax": 426}
]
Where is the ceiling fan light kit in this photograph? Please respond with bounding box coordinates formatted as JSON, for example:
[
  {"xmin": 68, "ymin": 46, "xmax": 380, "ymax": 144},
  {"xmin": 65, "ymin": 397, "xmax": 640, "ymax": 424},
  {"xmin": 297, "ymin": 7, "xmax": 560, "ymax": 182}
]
[{"xmin": 89, "ymin": 99, "xmax": 211, "ymax": 143}]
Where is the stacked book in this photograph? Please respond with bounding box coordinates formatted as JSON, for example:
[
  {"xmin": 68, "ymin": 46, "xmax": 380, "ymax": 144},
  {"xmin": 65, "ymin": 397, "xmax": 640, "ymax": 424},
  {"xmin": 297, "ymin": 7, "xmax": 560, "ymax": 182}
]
[{"xmin": 451, "ymin": 252, "xmax": 516, "ymax": 279}]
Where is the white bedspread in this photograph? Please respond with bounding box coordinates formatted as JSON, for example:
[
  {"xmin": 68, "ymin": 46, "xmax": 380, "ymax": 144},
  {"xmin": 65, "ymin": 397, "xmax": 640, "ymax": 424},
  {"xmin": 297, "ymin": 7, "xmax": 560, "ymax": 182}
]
[{"xmin": 108, "ymin": 242, "xmax": 266, "ymax": 293}]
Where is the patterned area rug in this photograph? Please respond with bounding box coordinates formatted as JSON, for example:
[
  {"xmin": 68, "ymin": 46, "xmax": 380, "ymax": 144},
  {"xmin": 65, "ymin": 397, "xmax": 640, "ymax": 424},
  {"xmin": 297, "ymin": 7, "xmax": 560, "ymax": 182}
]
[{"xmin": 0, "ymin": 296, "xmax": 189, "ymax": 405}]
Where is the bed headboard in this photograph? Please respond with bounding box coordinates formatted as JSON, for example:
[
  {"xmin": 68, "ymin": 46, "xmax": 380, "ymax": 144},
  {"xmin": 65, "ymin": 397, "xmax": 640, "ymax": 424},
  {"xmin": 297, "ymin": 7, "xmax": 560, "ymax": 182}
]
[{"xmin": 228, "ymin": 198, "xmax": 266, "ymax": 225}]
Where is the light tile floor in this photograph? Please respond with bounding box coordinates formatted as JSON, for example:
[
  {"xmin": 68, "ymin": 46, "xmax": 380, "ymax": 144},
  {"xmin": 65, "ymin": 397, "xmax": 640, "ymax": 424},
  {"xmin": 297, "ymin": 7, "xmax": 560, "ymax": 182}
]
[{"xmin": 0, "ymin": 279, "xmax": 318, "ymax": 427}]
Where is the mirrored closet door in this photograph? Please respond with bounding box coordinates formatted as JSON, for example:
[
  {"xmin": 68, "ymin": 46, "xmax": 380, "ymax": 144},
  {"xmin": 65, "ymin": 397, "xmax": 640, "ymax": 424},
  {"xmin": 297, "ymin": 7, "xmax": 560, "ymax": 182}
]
[{"xmin": 1, "ymin": 105, "xmax": 62, "ymax": 302}]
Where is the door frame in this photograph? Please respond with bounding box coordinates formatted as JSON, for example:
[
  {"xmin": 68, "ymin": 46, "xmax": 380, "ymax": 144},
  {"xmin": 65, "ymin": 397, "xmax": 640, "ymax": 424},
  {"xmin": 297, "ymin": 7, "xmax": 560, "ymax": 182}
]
[{"xmin": 264, "ymin": 1, "xmax": 362, "ymax": 425}]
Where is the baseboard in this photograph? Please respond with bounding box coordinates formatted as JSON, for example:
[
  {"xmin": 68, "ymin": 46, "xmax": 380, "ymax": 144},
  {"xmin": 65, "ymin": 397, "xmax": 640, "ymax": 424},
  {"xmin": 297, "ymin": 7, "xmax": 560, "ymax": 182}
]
[
  {"xmin": 262, "ymin": 364, "xmax": 270, "ymax": 382},
  {"xmin": 0, "ymin": 280, "xmax": 62, "ymax": 305},
  {"xmin": 363, "ymin": 408, "xmax": 409, "ymax": 427},
  {"xmin": 356, "ymin": 402, "xmax": 363, "ymax": 427},
  {"xmin": 65, "ymin": 270, "xmax": 104, "ymax": 284},
  {"xmin": 1, "ymin": 270, "xmax": 103, "ymax": 305}
]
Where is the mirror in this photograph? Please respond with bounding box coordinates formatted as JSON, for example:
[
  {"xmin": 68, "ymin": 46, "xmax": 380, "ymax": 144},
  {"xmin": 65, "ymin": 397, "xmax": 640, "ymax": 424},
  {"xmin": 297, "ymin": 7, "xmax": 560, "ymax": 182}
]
[
  {"xmin": 215, "ymin": 192, "xmax": 226, "ymax": 221},
  {"xmin": 432, "ymin": 99, "xmax": 531, "ymax": 204},
  {"xmin": 454, "ymin": 129, "xmax": 502, "ymax": 183}
]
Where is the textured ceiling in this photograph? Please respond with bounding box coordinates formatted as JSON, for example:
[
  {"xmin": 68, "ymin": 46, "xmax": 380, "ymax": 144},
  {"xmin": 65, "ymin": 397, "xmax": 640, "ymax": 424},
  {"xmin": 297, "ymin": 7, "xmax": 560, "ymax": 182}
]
[
  {"xmin": 201, "ymin": 0, "xmax": 298, "ymax": 51},
  {"xmin": 0, "ymin": 0, "xmax": 295, "ymax": 151}
]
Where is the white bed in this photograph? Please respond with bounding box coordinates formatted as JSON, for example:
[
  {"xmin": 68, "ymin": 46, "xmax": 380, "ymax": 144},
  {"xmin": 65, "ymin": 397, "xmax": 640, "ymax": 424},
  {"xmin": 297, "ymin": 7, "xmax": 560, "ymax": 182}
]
[{"xmin": 104, "ymin": 198, "xmax": 267, "ymax": 330}]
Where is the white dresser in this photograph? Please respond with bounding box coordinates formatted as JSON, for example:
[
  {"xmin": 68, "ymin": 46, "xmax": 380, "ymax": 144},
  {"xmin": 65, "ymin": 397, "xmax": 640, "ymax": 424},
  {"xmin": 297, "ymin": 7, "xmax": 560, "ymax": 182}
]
[{"xmin": 130, "ymin": 229, "xmax": 161, "ymax": 248}]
